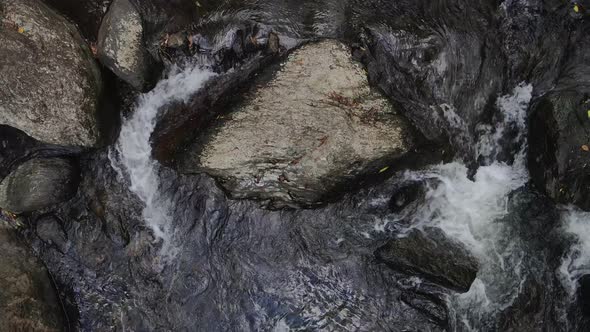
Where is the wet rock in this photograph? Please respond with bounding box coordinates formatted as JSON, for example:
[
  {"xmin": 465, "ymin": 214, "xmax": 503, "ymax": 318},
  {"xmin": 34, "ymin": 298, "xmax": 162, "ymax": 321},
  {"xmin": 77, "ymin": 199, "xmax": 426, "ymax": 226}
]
[
  {"xmin": 129, "ymin": 0, "xmax": 200, "ymax": 63},
  {"xmin": 0, "ymin": 224, "xmax": 64, "ymax": 331},
  {"xmin": 359, "ymin": 3, "xmax": 504, "ymax": 153},
  {"xmin": 97, "ymin": 0, "xmax": 152, "ymax": 90},
  {"xmin": 400, "ymin": 291, "xmax": 448, "ymax": 326},
  {"xmin": 180, "ymin": 40, "xmax": 415, "ymax": 207},
  {"xmin": 0, "ymin": 0, "xmax": 103, "ymax": 147},
  {"xmin": 389, "ymin": 181, "xmax": 426, "ymax": 214},
  {"xmin": 578, "ymin": 275, "xmax": 590, "ymax": 316},
  {"xmin": 476, "ymin": 187, "xmax": 566, "ymax": 332},
  {"xmin": 528, "ymin": 91, "xmax": 590, "ymax": 211},
  {"xmin": 151, "ymin": 47, "xmax": 282, "ymax": 163},
  {"xmin": 375, "ymin": 227, "xmax": 479, "ymax": 292},
  {"xmin": 0, "ymin": 158, "xmax": 80, "ymax": 214}
]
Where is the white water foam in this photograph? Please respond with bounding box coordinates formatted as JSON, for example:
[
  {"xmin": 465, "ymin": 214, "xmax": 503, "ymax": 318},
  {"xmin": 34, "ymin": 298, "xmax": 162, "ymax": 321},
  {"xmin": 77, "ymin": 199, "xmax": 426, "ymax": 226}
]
[
  {"xmin": 110, "ymin": 66, "xmax": 215, "ymax": 244},
  {"xmin": 399, "ymin": 84, "xmax": 532, "ymax": 248},
  {"xmin": 380, "ymin": 84, "xmax": 533, "ymax": 326},
  {"xmin": 560, "ymin": 207, "xmax": 590, "ymax": 295}
]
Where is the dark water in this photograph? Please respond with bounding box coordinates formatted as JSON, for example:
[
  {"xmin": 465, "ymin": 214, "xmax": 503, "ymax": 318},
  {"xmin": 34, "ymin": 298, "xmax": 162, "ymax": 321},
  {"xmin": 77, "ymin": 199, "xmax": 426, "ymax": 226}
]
[{"xmin": 20, "ymin": 0, "xmax": 590, "ymax": 330}]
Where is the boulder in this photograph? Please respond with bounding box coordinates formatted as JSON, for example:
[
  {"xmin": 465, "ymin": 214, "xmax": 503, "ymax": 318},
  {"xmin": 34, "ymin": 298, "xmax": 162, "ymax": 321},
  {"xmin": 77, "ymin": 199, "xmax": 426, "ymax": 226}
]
[
  {"xmin": 0, "ymin": 223, "xmax": 64, "ymax": 331},
  {"xmin": 0, "ymin": 158, "xmax": 80, "ymax": 214},
  {"xmin": 528, "ymin": 91, "xmax": 590, "ymax": 210},
  {"xmin": 375, "ymin": 227, "xmax": 479, "ymax": 292},
  {"xmin": 179, "ymin": 40, "xmax": 415, "ymax": 207},
  {"xmin": 0, "ymin": 0, "xmax": 103, "ymax": 147},
  {"xmin": 97, "ymin": 0, "xmax": 152, "ymax": 90}
]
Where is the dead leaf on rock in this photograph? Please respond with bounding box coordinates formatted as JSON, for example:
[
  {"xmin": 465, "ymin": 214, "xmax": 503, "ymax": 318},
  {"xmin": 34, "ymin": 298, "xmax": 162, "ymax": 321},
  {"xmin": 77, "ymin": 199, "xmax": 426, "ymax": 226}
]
[
  {"xmin": 582, "ymin": 145, "xmax": 589, "ymax": 152},
  {"xmin": 90, "ymin": 43, "xmax": 98, "ymax": 57}
]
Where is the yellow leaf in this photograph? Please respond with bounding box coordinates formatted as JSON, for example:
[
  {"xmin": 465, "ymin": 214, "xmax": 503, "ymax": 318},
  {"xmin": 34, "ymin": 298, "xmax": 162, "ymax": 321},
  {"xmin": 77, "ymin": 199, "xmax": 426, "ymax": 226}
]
[
  {"xmin": 575, "ymin": 4, "xmax": 580, "ymax": 13},
  {"xmin": 17, "ymin": 27, "xmax": 24, "ymax": 33},
  {"xmin": 587, "ymin": 110, "xmax": 590, "ymax": 119},
  {"xmin": 379, "ymin": 166, "xmax": 390, "ymax": 173}
]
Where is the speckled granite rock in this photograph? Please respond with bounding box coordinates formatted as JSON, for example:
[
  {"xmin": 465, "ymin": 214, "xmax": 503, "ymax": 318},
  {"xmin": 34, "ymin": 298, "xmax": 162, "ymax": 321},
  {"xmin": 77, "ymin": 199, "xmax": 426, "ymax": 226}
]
[
  {"xmin": 0, "ymin": 0, "xmax": 103, "ymax": 147},
  {"xmin": 97, "ymin": 0, "xmax": 151, "ymax": 90},
  {"xmin": 180, "ymin": 40, "xmax": 415, "ymax": 207}
]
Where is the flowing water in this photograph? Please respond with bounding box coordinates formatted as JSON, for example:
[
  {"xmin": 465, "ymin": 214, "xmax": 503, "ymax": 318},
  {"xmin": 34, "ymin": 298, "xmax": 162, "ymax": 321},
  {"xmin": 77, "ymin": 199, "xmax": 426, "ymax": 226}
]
[
  {"xmin": 561, "ymin": 208, "xmax": 590, "ymax": 294},
  {"xmin": 388, "ymin": 84, "xmax": 535, "ymax": 329},
  {"xmin": 20, "ymin": 0, "xmax": 590, "ymax": 330},
  {"xmin": 109, "ymin": 67, "xmax": 215, "ymax": 246}
]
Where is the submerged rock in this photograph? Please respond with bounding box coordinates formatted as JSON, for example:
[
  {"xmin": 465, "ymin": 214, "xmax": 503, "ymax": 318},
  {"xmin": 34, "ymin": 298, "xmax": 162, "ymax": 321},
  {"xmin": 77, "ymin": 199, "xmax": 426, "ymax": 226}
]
[
  {"xmin": 0, "ymin": 0, "xmax": 103, "ymax": 147},
  {"xmin": 528, "ymin": 91, "xmax": 590, "ymax": 211},
  {"xmin": 0, "ymin": 158, "xmax": 80, "ymax": 214},
  {"xmin": 375, "ymin": 227, "xmax": 479, "ymax": 292},
  {"xmin": 97, "ymin": 0, "xmax": 153, "ymax": 90},
  {"xmin": 359, "ymin": 4, "xmax": 504, "ymax": 154},
  {"xmin": 180, "ymin": 40, "xmax": 415, "ymax": 207},
  {"xmin": 388, "ymin": 181, "xmax": 427, "ymax": 214},
  {"xmin": 0, "ymin": 224, "xmax": 64, "ymax": 331},
  {"xmin": 490, "ymin": 187, "xmax": 565, "ymax": 332}
]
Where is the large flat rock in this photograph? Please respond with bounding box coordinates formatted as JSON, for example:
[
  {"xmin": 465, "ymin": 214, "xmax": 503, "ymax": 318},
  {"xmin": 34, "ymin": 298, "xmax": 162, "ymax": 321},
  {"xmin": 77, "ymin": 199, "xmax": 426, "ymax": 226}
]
[{"xmin": 180, "ymin": 40, "xmax": 415, "ymax": 207}]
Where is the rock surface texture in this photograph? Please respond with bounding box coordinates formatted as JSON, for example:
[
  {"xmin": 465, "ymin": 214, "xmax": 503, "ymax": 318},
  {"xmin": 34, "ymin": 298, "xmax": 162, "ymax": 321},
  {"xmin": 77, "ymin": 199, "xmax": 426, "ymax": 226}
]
[
  {"xmin": 0, "ymin": 158, "xmax": 79, "ymax": 214},
  {"xmin": 181, "ymin": 40, "xmax": 415, "ymax": 207},
  {"xmin": 529, "ymin": 91, "xmax": 590, "ymax": 211},
  {"xmin": 97, "ymin": 0, "xmax": 151, "ymax": 90},
  {"xmin": 0, "ymin": 223, "xmax": 64, "ymax": 331},
  {"xmin": 375, "ymin": 227, "xmax": 479, "ymax": 292},
  {"xmin": 0, "ymin": 0, "xmax": 103, "ymax": 147}
]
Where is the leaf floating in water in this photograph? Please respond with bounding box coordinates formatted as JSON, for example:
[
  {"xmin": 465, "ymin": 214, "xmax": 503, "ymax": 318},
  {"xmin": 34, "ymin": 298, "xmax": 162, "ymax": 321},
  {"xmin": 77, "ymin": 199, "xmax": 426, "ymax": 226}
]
[
  {"xmin": 17, "ymin": 27, "xmax": 24, "ymax": 34},
  {"xmin": 575, "ymin": 4, "xmax": 580, "ymax": 13},
  {"xmin": 582, "ymin": 145, "xmax": 589, "ymax": 152},
  {"xmin": 379, "ymin": 166, "xmax": 390, "ymax": 173},
  {"xmin": 587, "ymin": 110, "xmax": 590, "ymax": 119}
]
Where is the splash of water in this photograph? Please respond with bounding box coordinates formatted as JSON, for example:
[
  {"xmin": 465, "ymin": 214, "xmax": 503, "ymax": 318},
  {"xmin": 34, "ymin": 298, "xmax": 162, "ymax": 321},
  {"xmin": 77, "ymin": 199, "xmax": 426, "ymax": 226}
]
[
  {"xmin": 560, "ymin": 208, "xmax": 590, "ymax": 295},
  {"xmin": 389, "ymin": 84, "xmax": 533, "ymax": 326},
  {"xmin": 110, "ymin": 67, "xmax": 215, "ymax": 243}
]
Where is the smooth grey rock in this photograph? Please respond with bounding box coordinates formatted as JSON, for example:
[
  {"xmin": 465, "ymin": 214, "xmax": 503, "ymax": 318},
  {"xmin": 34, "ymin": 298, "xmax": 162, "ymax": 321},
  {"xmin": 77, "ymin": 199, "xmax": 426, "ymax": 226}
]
[
  {"xmin": 97, "ymin": 0, "xmax": 150, "ymax": 90},
  {"xmin": 0, "ymin": 0, "xmax": 103, "ymax": 147},
  {"xmin": 0, "ymin": 158, "xmax": 79, "ymax": 213},
  {"xmin": 375, "ymin": 227, "xmax": 479, "ymax": 292},
  {"xmin": 181, "ymin": 40, "xmax": 415, "ymax": 207},
  {"xmin": 0, "ymin": 223, "xmax": 64, "ymax": 331}
]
